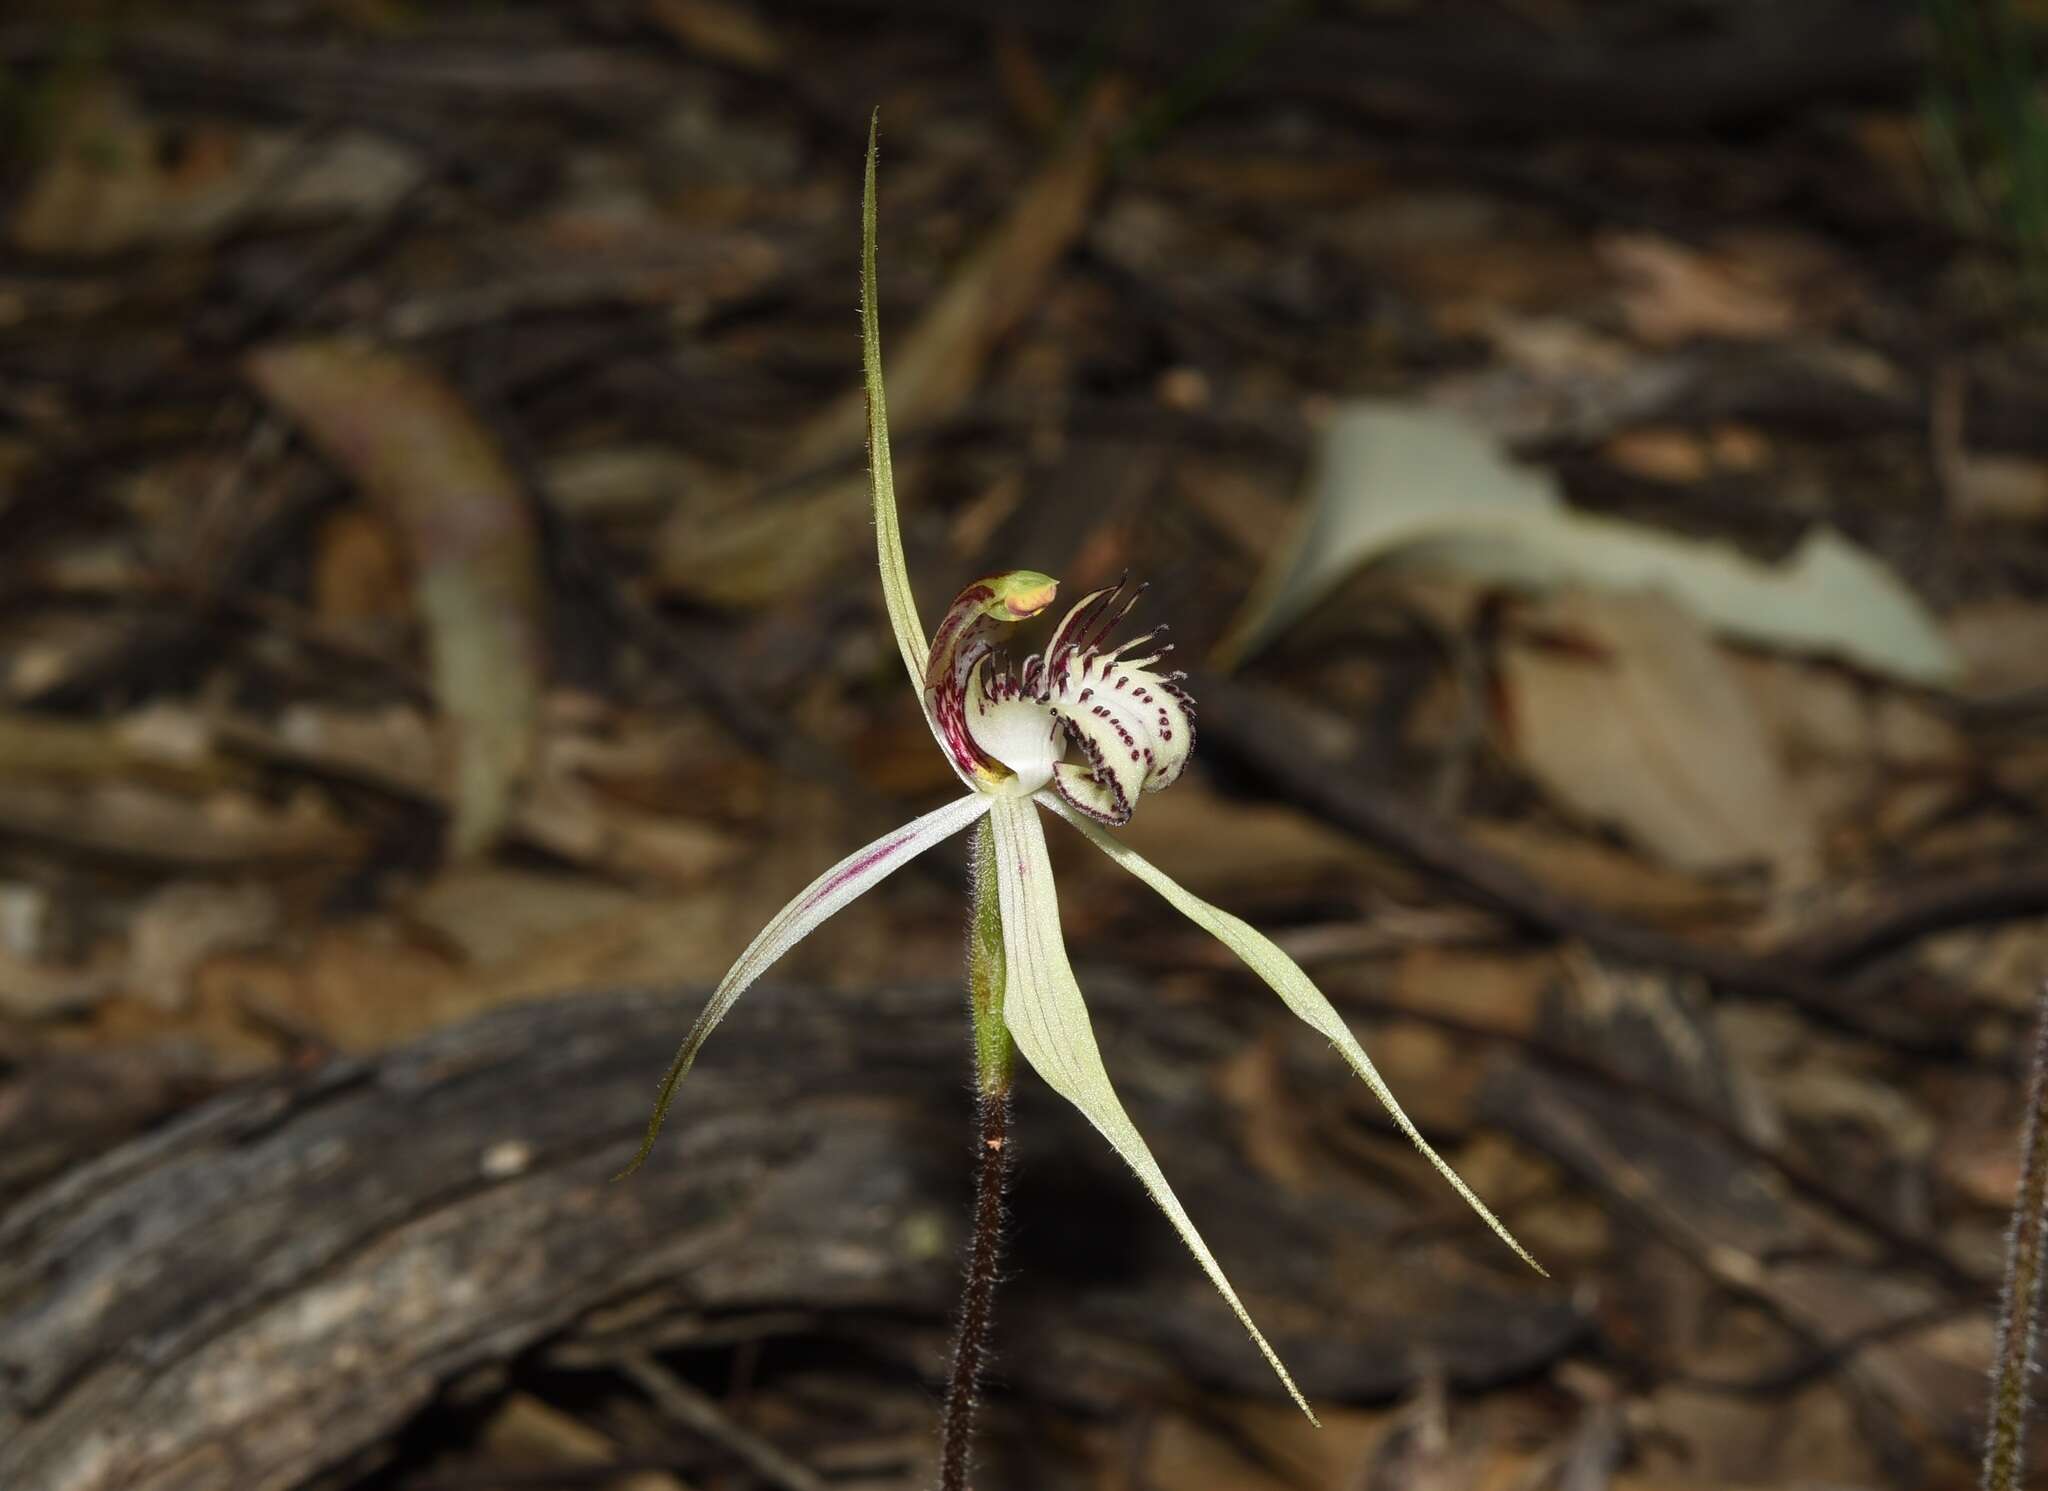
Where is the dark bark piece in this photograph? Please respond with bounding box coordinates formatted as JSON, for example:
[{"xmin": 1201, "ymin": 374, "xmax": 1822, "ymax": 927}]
[
  {"xmin": 0, "ymin": 979, "xmax": 1577, "ymax": 1491},
  {"xmin": 787, "ymin": 0, "xmax": 1922, "ymax": 131},
  {"xmin": 0, "ymin": 1042, "xmax": 224, "ymax": 1212},
  {"xmin": 0, "ymin": 4, "xmax": 1923, "ymax": 142}
]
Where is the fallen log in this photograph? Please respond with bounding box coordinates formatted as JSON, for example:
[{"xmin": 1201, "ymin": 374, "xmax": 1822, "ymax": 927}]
[{"xmin": 0, "ymin": 979, "xmax": 1578, "ymax": 1491}]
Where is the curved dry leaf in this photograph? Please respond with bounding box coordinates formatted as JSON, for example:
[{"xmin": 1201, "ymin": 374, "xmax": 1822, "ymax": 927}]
[
  {"xmin": 1501, "ymin": 590, "xmax": 1819, "ymax": 879},
  {"xmin": 248, "ymin": 341, "xmax": 545, "ymax": 858}
]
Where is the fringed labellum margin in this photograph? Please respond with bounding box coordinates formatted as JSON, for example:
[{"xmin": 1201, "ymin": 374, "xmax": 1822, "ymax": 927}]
[{"xmin": 926, "ymin": 573, "xmax": 1196, "ymax": 825}]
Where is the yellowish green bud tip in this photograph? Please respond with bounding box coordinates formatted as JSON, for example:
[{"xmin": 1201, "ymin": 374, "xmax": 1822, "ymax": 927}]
[{"xmin": 983, "ymin": 570, "xmax": 1058, "ymax": 621}]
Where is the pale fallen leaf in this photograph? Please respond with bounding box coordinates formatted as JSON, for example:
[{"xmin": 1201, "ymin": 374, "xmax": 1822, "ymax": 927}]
[
  {"xmin": 1214, "ymin": 400, "xmax": 1959, "ymax": 686},
  {"xmin": 1499, "ymin": 590, "xmax": 1821, "ymax": 878},
  {"xmin": 248, "ymin": 342, "xmax": 545, "ymax": 858}
]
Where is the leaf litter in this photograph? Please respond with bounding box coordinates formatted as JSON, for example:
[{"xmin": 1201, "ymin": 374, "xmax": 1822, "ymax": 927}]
[{"xmin": 0, "ymin": 5, "xmax": 2043, "ymax": 1487}]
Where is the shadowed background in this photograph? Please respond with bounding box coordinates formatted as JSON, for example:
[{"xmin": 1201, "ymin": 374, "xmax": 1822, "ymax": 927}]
[{"xmin": 1, "ymin": 2, "xmax": 2045, "ymax": 1488}]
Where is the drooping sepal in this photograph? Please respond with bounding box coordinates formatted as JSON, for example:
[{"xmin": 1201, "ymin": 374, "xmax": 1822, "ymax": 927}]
[
  {"xmin": 986, "ymin": 796, "xmax": 1315, "ymax": 1422},
  {"xmin": 1041, "ymin": 790, "xmax": 1545, "ymax": 1279},
  {"xmin": 618, "ymin": 792, "xmax": 992, "ymax": 1178}
]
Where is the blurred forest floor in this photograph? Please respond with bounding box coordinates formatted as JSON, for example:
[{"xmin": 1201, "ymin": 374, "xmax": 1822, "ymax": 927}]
[{"xmin": 3, "ymin": 2, "xmax": 2048, "ymax": 1489}]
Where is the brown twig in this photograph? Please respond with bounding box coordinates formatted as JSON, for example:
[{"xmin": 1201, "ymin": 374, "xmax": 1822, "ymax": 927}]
[
  {"xmin": 1774, "ymin": 859, "xmax": 2048, "ymax": 972},
  {"xmin": 620, "ymin": 1353, "xmax": 829, "ymax": 1491}
]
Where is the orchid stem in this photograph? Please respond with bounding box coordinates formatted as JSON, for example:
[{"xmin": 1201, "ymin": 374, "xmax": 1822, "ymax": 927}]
[
  {"xmin": 940, "ymin": 819, "xmax": 1014, "ymax": 1488},
  {"xmin": 967, "ymin": 817, "xmax": 1011, "ymax": 1098},
  {"xmin": 1985, "ymin": 980, "xmax": 2048, "ymax": 1491},
  {"xmin": 940, "ymin": 1089, "xmax": 1012, "ymax": 1489}
]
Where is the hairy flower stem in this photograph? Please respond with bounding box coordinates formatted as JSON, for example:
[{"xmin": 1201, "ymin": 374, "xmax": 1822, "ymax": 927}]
[
  {"xmin": 940, "ymin": 820, "xmax": 1014, "ymax": 1489},
  {"xmin": 940, "ymin": 1090, "xmax": 1012, "ymax": 1489},
  {"xmin": 1986, "ymin": 981, "xmax": 2048, "ymax": 1491}
]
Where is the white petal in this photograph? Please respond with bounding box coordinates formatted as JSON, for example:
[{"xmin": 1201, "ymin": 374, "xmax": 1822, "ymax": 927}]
[
  {"xmin": 986, "ymin": 796, "xmax": 1316, "ymax": 1422},
  {"xmin": 966, "ymin": 658, "xmax": 1061, "ymax": 793},
  {"xmin": 621, "ymin": 792, "xmax": 993, "ymax": 1176},
  {"xmin": 1042, "ymin": 792, "xmax": 1545, "ymax": 1278}
]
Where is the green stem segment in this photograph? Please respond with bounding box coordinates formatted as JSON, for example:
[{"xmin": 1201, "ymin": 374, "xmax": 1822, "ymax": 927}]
[
  {"xmin": 940, "ymin": 817, "xmax": 1014, "ymax": 1489},
  {"xmin": 1985, "ymin": 980, "xmax": 2048, "ymax": 1491},
  {"xmin": 967, "ymin": 816, "xmax": 1012, "ymax": 1097}
]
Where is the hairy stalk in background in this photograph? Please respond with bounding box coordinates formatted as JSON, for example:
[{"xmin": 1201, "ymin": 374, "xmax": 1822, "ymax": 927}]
[{"xmin": 1984, "ymin": 981, "xmax": 2048, "ymax": 1491}]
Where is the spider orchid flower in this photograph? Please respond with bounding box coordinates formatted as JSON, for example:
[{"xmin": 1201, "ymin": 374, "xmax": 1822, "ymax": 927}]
[{"xmin": 622, "ymin": 118, "xmax": 1542, "ymax": 1423}]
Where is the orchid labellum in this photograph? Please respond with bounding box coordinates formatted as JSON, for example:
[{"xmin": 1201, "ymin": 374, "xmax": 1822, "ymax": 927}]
[{"xmin": 623, "ymin": 117, "xmax": 1542, "ymax": 1428}]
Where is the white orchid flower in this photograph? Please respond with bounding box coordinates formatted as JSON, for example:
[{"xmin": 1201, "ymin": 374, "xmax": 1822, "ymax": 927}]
[{"xmin": 623, "ymin": 118, "xmax": 1542, "ymax": 1424}]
